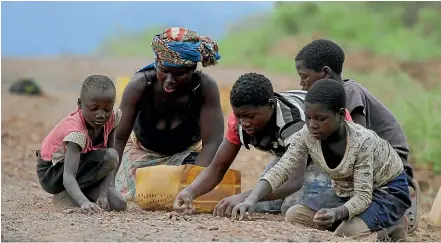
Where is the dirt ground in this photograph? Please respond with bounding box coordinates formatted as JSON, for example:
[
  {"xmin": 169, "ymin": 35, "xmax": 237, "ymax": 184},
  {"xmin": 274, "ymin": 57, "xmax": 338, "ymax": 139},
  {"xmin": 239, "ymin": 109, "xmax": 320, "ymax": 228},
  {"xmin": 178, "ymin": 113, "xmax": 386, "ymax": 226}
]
[{"xmin": 2, "ymin": 57, "xmax": 441, "ymax": 242}]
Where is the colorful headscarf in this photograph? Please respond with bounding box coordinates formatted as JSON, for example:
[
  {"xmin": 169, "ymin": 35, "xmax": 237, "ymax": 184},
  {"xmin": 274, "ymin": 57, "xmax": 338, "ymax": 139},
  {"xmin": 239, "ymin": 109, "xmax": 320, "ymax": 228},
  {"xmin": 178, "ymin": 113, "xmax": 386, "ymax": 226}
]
[{"xmin": 138, "ymin": 27, "xmax": 221, "ymax": 72}]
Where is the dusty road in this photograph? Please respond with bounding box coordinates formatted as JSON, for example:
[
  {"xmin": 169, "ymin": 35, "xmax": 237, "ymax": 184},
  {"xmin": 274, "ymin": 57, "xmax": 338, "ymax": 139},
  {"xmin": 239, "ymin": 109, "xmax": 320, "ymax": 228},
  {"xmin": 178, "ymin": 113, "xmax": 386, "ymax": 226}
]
[{"xmin": 2, "ymin": 57, "xmax": 441, "ymax": 241}]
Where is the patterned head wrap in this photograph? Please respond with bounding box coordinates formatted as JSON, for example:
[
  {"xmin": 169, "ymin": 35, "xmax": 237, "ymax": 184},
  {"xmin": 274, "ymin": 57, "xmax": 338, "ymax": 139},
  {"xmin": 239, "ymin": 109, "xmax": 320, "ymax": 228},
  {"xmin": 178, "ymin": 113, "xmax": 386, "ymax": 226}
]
[{"xmin": 138, "ymin": 27, "xmax": 221, "ymax": 72}]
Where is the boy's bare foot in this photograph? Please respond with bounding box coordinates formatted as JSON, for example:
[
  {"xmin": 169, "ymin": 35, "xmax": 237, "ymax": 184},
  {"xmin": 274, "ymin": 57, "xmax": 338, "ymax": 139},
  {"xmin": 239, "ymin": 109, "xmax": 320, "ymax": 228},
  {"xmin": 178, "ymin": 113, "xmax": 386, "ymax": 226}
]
[{"xmin": 52, "ymin": 190, "xmax": 78, "ymax": 207}]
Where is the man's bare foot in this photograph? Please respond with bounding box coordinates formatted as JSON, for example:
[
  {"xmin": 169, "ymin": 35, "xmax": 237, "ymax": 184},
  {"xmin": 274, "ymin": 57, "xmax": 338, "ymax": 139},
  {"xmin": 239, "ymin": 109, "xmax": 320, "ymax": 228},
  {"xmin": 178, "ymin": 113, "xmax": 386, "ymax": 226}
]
[{"xmin": 52, "ymin": 190, "xmax": 78, "ymax": 207}]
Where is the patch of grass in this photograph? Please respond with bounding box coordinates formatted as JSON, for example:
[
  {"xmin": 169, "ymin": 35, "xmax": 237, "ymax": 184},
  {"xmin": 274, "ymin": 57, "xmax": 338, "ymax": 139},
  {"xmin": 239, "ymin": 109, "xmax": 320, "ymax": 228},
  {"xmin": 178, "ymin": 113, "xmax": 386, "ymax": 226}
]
[
  {"xmin": 97, "ymin": 27, "xmax": 165, "ymax": 57},
  {"xmin": 218, "ymin": 20, "xmax": 287, "ymax": 69},
  {"xmin": 271, "ymin": 2, "xmax": 441, "ymax": 61}
]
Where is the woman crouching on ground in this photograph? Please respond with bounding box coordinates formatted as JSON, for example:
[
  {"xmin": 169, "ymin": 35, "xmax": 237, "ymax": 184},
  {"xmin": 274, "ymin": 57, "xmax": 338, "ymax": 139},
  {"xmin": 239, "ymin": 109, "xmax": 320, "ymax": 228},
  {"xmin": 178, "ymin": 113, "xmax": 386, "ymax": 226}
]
[
  {"xmin": 232, "ymin": 80, "xmax": 411, "ymax": 241},
  {"xmin": 112, "ymin": 27, "xmax": 224, "ymax": 202}
]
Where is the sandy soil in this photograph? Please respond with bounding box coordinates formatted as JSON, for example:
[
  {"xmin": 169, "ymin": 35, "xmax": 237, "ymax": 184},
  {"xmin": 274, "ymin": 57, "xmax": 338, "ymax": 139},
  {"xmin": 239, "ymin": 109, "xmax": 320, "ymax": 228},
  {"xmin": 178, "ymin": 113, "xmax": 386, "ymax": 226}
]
[{"xmin": 2, "ymin": 57, "xmax": 441, "ymax": 242}]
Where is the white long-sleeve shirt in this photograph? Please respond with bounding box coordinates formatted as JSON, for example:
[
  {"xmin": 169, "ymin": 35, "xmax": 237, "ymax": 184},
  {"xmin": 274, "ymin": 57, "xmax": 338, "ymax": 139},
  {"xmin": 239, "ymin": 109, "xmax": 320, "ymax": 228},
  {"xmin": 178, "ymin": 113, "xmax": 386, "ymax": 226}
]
[{"xmin": 261, "ymin": 121, "xmax": 403, "ymax": 219}]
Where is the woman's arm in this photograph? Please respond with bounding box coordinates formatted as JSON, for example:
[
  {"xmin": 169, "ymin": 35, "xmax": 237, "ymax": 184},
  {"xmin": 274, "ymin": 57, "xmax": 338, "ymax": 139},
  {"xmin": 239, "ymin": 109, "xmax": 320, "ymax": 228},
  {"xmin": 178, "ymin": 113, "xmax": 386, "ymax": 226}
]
[
  {"xmin": 193, "ymin": 74, "xmax": 224, "ymax": 167},
  {"xmin": 111, "ymin": 73, "xmax": 146, "ymax": 185}
]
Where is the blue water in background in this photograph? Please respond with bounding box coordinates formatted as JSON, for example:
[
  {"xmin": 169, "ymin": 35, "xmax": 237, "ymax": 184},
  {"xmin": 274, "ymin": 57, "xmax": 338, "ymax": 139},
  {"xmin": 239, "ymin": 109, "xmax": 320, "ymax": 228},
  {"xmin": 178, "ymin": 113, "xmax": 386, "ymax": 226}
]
[{"xmin": 1, "ymin": 1, "xmax": 272, "ymax": 57}]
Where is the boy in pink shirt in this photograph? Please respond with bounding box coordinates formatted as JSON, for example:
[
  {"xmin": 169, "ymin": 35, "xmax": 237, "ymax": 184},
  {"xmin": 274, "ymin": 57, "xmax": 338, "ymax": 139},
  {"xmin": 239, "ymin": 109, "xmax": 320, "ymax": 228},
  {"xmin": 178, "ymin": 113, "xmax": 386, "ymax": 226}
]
[{"xmin": 36, "ymin": 75, "xmax": 126, "ymax": 214}]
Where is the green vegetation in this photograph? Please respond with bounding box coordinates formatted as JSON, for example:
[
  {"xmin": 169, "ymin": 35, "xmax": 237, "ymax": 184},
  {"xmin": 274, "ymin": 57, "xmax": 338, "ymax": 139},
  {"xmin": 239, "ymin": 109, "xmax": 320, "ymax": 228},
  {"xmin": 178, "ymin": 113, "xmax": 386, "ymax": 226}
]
[
  {"xmin": 220, "ymin": 2, "xmax": 441, "ymax": 63},
  {"xmin": 219, "ymin": 2, "xmax": 441, "ymax": 171},
  {"xmin": 273, "ymin": 2, "xmax": 441, "ymax": 60},
  {"xmin": 98, "ymin": 27, "xmax": 164, "ymax": 58},
  {"xmin": 99, "ymin": 2, "xmax": 441, "ymax": 172},
  {"xmin": 345, "ymin": 71, "xmax": 441, "ymax": 172}
]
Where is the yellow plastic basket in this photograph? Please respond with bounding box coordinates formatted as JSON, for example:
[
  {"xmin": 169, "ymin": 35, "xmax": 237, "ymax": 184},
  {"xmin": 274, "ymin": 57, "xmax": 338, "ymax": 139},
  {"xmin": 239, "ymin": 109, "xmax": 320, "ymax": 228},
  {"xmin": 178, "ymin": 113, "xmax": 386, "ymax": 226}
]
[{"xmin": 135, "ymin": 164, "xmax": 241, "ymax": 213}]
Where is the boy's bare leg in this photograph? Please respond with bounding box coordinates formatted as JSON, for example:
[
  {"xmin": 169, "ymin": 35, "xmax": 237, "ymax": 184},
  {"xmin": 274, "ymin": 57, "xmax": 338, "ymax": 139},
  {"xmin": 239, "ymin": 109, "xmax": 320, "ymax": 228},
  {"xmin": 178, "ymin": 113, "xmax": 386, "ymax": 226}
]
[
  {"xmin": 53, "ymin": 184, "xmax": 127, "ymax": 211},
  {"xmin": 86, "ymin": 185, "xmax": 127, "ymax": 211},
  {"xmin": 359, "ymin": 217, "xmax": 408, "ymax": 242},
  {"xmin": 285, "ymin": 204, "xmax": 328, "ymax": 230},
  {"xmin": 335, "ymin": 216, "xmax": 408, "ymax": 242},
  {"xmin": 53, "ymin": 148, "xmax": 119, "ymax": 209},
  {"xmin": 84, "ymin": 148, "xmax": 127, "ymax": 211}
]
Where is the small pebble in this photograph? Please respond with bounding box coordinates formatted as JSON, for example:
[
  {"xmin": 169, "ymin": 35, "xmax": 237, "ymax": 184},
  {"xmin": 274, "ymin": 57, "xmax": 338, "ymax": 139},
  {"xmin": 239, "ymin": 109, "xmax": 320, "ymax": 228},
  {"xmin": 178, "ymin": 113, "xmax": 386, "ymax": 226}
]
[
  {"xmin": 197, "ymin": 225, "xmax": 205, "ymax": 230},
  {"xmin": 62, "ymin": 209, "xmax": 75, "ymax": 214}
]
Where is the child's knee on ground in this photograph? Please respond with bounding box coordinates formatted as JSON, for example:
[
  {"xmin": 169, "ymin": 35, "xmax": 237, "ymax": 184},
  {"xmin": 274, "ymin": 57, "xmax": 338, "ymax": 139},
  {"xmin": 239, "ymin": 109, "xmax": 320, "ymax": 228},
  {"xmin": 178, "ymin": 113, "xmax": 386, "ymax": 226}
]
[
  {"xmin": 334, "ymin": 217, "xmax": 371, "ymax": 238},
  {"xmin": 285, "ymin": 204, "xmax": 317, "ymax": 227}
]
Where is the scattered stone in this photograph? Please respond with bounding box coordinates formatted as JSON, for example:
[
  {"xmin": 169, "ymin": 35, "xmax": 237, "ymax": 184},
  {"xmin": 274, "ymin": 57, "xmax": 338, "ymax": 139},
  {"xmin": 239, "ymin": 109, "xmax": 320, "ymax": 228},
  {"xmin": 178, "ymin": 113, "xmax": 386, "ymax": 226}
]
[
  {"xmin": 197, "ymin": 225, "xmax": 205, "ymax": 230},
  {"xmin": 62, "ymin": 209, "xmax": 76, "ymax": 214}
]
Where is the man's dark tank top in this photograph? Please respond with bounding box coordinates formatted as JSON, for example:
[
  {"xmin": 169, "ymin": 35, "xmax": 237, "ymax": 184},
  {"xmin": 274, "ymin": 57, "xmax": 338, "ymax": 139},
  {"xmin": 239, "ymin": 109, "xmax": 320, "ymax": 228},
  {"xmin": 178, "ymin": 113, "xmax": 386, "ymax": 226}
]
[{"xmin": 132, "ymin": 70, "xmax": 203, "ymax": 155}]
